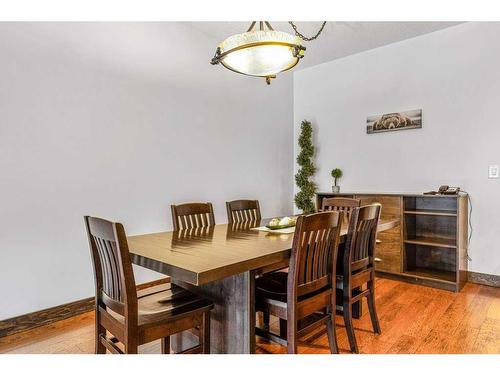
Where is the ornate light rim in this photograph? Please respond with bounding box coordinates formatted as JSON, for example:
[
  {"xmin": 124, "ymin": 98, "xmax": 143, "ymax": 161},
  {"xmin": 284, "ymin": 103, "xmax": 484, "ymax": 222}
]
[
  {"xmin": 220, "ymin": 29, "xmax": 300, "ymax": 50},
  {"xmin": 213, "ymin": 41, "xmax": 305, "ymax": 78}
]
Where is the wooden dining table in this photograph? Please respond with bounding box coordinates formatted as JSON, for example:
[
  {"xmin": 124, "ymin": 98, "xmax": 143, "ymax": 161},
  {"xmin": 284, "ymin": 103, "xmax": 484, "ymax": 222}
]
[{"xmin": 128, "ymin": 217, "xmax": 399, "ymax": 354}]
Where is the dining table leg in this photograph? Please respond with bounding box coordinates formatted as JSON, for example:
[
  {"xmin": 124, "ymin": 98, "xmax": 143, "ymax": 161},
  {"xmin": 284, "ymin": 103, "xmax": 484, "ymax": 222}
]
[{"xmin": 171, "ymin": 270, "xmax": 256, "ymax": 354}]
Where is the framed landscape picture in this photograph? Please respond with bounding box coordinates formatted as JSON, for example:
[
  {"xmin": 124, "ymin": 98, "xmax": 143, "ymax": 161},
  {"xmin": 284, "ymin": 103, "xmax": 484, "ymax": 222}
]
[{"xmin": 367, "ymin": 109, "xmax": 422, "ymax": 134}]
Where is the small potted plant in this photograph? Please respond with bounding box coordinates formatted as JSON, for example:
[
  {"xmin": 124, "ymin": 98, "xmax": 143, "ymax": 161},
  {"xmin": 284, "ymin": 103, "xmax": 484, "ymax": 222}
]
[{"xmin": 331, "ymin": 168, "xmax": 343, "ymax": 193}]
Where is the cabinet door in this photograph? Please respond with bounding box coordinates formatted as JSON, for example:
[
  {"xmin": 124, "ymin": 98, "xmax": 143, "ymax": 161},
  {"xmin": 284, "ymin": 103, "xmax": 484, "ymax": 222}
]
[{"xmin": 355, "ymin": 195, "xmax": 402, "ymax": 273}]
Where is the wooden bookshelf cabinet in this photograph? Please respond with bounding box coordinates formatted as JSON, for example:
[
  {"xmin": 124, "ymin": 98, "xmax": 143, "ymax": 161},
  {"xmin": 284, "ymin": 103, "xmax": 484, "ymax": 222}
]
[{"xmin": 316, "ymin": 192, "xmax": 469, "ymax": 292}]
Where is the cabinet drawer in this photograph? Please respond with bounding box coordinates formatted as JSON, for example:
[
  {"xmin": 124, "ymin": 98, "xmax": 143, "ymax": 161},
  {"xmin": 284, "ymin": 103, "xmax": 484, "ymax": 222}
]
[{"xmin": 374, "ymin": 227, "xmax": 402, "ymax": 273}]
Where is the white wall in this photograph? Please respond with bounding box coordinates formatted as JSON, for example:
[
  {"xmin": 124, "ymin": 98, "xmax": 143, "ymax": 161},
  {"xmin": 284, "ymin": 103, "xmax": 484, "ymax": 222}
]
[
  {"xmin": 0, "ymin": 23, "xmax": 294, "ymax": 319},
  {"xmin": 294, "ymin": 22, "xmax": 500, "ymax": 276}
]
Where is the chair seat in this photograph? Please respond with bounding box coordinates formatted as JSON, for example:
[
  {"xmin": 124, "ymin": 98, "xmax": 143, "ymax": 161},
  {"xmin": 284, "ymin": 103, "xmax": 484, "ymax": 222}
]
[
  {"xmin": 256, "ymin": 271, "xmax": 288, "ymax": 302},
  {"xmin": 138, "ymin": 283, "xmax": 213, "ymax": 325},
  {"xmin": 256, "ymin": 271, "xmax": 333, "ymax": 304},
  {"xmin": 109, "ymin": 283, "xmax": 213, "ymax": 327}
]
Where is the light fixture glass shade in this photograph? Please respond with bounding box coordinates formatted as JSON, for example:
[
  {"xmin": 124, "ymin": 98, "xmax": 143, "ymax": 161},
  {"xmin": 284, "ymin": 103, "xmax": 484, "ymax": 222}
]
[{"xmin": 217, "ymin": 30, "xmax": 304, "ymax": 77}]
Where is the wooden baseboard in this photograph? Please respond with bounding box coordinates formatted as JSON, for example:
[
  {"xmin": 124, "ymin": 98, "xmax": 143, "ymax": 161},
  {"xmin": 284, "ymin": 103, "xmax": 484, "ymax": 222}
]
[
  {"xmin": 0, "ymin": 297, "xmax": 95, "ymax": 339},
  {"xmin": 468, "ymin": 271, "xmax": 500, "ymax": 288},
  {"xmin": 0, "ymin": 277, "xmax": 170, "ymax": 338}
]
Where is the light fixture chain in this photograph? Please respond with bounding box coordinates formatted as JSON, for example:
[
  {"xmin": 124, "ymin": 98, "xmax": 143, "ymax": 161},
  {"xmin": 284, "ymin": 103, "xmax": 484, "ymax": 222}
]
[{"xmin": 288, "ymin": 21, "xmax": 327, "ymax": 41}]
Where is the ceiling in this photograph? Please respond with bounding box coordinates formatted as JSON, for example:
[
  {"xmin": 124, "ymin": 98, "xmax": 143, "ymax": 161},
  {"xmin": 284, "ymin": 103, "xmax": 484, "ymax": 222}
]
[
  {"xmin": 187, "ymin": 22, "xmax": 463, "ymax": 70},
  {"xmin": 1, "ymin": 22, "xmax": 463, "ymax": 90}
]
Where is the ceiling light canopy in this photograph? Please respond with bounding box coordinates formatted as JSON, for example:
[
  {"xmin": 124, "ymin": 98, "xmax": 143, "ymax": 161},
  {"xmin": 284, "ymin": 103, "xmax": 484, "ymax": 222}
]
[{"xmin": 211, "ymin": 21, "xmax": 326, "ymax": 85}]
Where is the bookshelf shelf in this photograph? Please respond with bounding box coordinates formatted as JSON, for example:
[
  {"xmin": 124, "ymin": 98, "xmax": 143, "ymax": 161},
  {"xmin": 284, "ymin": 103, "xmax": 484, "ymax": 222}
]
[
  {"xmin": 403, "ymin": 268, "xmax": 456, "ymax": 284},
  {"xmin": 404, "ymin": 209, "xmax": 457, "ymax": 217},
  {"xmin": 404, "ymin": 236, "xmax": 457, "ymax": 249}
]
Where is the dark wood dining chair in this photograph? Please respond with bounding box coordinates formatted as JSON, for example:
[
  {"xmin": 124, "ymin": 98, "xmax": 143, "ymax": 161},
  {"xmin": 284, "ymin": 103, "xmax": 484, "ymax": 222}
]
[
  {"xmin": 337, "ymin": 204, "xmax": 382, "ymax": 353},
  {"xmin": 321, "ymin": 197, "xmax": 360, "ymax": 224},
  {"xmin": 255, "ymin": 211, "xmax": 343, "ymax": 354},
  {"xmin": 171, "ymin": 202, "xmax": 215, "ymax": 231},
  {"xmin": 84, "ymin": 216, "xmax": 213, "ymax": 354},
  {"xmin": 226, "ymin": 199, "xmax": 261, "ymax": 223}
]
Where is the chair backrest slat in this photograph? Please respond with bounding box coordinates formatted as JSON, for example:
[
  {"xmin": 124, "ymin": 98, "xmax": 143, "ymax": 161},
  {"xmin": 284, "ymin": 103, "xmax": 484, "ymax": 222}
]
[
  {"xmin": 321, "ymin": 197, "xmax": 361, "ymax": 224},
  {"xmin": 288, "ymin": 211, "xmax": 343, "ymax": 298},
  {"xmin": 226, "ymin": 200, "xmax": 261, "ymax": 224},
  {"xmin": 84, "ymin": 216, "xmax": 137, "ymax": 318},
  {"xmin": 344, "ymin": 204, "xmax": 381, "ymax": 273},
  {"xmin": 171, "ymin": 202, "xmax": 215, "ymax": 231}
]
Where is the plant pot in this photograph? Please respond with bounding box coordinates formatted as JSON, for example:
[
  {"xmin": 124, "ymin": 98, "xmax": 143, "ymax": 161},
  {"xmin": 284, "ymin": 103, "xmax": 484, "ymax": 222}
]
[{"xmin": 332, "ymin": 185, "xmax": 340, "ymax": 193}]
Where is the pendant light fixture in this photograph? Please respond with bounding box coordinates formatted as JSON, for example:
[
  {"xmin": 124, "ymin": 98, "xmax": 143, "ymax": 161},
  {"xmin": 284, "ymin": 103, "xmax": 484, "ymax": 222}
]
[{"xmin": 211, "ymin": 21, "xmax": 326, "ymax": 85}]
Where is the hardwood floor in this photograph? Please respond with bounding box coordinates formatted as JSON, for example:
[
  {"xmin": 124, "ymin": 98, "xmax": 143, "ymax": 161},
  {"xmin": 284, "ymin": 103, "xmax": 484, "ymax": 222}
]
[{"xmin": 1, "ymin": 278, "xmax": 499, "ymax": 354}]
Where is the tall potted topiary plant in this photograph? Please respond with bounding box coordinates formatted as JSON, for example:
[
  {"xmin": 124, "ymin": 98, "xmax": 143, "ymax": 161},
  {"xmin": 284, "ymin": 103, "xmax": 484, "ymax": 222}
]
[
  {"xmin": 294, "ymin": 120, "xmax": 316, "ymax": 214},
  {"xmin": 331, "ymin": 168, "xmax": 343, "ymax": 193}
]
